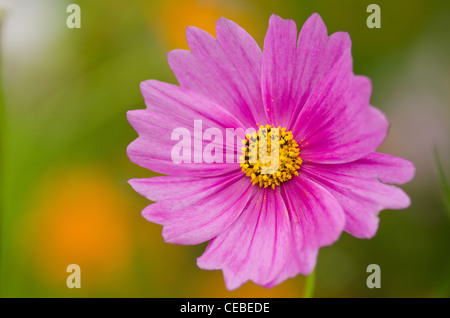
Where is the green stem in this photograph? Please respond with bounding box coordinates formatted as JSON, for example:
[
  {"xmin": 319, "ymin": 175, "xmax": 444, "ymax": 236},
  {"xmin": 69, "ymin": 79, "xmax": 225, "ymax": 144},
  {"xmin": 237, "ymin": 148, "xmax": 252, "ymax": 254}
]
[
  {"xmin": 303, "ymin": 270, "xmax": 316, "ymax": 298},
  {"xmin": 433, "ymin": 147, "xmax": 450, "ymax": 297},
  {"xmin": 434, "ymin": 147, "xmax": 450, "ymax": 219}
]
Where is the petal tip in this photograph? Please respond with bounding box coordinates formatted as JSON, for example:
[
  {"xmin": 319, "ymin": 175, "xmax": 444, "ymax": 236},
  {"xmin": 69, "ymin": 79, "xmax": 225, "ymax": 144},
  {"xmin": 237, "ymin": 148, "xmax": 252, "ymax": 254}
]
[
  {"xmin": 306, "ymin": 12, "xmax": 324, "ymax": 24},
  {"xmin": 269, "ymin": 13, "xmax": 296, "ymax": 25},
  {"xmin": 301, "ymin": 12, "xmax": 327, "ymax": 34},
  {"xmin": 127, "ymin": 178, "xmax": 141, "ymax": 191}
]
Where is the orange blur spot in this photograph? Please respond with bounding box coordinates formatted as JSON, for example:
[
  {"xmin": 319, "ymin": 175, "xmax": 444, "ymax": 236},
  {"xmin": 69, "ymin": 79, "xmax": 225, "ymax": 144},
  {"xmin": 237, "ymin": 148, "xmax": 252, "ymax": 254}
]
[
  {"xmin": 21, "ymin": 166, "xmax": 132, "ymax": 288},
  {"xmin": 146, "ymin": 0, "xmax": 261, "ymax": 50}
]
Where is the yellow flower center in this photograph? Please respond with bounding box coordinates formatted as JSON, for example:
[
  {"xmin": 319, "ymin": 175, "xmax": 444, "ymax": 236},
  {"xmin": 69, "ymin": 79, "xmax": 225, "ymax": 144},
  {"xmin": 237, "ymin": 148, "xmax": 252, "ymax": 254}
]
[{"xmin": 240, "ymin": 125, "xmax": 302, "ymax": 189}]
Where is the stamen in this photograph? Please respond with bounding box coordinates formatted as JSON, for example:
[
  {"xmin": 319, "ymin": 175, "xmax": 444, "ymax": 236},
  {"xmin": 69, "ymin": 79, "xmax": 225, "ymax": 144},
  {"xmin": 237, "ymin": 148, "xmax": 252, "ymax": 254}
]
[{"xmin": 240, "ymin": 125, "xmax": 302, "ymax": 189}]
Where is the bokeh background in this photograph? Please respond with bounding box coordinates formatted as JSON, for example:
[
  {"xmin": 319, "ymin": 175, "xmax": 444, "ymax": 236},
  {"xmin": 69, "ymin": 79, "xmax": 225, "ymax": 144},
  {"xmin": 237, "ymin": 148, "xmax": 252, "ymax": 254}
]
[{"xmin": 0, "ymin": 0, "xmax": 449, "ymax": 298}]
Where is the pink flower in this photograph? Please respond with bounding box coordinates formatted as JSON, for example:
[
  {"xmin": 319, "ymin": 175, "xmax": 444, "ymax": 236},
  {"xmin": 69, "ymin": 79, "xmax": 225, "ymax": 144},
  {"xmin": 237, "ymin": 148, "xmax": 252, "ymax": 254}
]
[{"xmin": 127, "ymin": 13, "xmax": 415, "ymax": 290}]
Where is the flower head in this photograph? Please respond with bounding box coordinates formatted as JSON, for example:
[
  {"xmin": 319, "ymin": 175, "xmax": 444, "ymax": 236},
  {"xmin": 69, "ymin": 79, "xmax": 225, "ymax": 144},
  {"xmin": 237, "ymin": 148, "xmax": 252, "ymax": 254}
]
[{"xmin": 127, "ymin": 13, "xmax": 415, "ymax": 290}]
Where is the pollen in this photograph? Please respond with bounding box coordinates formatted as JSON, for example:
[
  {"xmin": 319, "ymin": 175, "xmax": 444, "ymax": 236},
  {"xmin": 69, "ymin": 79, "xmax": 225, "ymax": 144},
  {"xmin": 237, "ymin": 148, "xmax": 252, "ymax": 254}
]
[{"xmin": 240, "ymin": 125, "xmax": 302, "ymax": 189}]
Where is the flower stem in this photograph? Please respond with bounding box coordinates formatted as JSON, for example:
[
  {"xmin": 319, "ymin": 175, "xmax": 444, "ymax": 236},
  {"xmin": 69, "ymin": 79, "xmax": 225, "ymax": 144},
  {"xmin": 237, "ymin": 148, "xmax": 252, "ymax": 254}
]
[
  {"xmin": 434, "ymin": 147, "xmax": 450, "ymax": 219},
  {"xmin": 303, "ymin": 270, "xmax": 316, "ymax": 298}
]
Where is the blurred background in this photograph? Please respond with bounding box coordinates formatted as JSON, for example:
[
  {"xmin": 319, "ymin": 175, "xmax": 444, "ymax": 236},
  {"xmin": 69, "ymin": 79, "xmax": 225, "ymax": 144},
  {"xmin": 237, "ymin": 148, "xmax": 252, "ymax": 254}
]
[{"xmin": 0, "ymin": 0, "xmax": 449, "ymax": 298}]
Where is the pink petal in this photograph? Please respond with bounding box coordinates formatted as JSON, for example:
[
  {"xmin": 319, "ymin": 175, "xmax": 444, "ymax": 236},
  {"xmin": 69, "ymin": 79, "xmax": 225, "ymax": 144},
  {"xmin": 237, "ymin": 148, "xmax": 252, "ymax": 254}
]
[
  {"xmin": 261, "ymin": 14, "xmax": 352, "ymax": 128},
  {"xmin": 262, "ymin": 14, "xmax": 388, "ymax": 164},
  {"xmin": 261, "ymin": 14, "xmax": 298, "ymax": 126},
  {"xmin": 281, "ymin": 177, "xmax": 346, "ymax": 249},
  {"xmin": 293, "ymin": 67, "xmax": 388, "ymax": 164},
  {"xmin": 197, "ymin": 189, "xmax": 292, "ymax": 290},
  {"xmin": 301, "ymin": 153, "xmax": 414, "ymax": 238},
  {"xmin": 128, "ymin": 174, "xmax": 235, "ymax": 202},
  {"xmin": 168, "ymin": 17, "xmax": 267, "ymax": 128},
  {"xmin": 351, "ymin": 152, "xmax": 416, "ymax": 184},
  {"xmin": 128, "ymin": 81, "xmax": 246, "ymax": 176},
  {"xmin": 141, "ymin": 172, "xmax": 254, "ymax": 245},
  {"xmin": 140, "ymin": 80, "xmax": 245, "ymax": 128},
  {"xmin": 197, "ymin": 178, "xmax": 344, "ymax": 290}
]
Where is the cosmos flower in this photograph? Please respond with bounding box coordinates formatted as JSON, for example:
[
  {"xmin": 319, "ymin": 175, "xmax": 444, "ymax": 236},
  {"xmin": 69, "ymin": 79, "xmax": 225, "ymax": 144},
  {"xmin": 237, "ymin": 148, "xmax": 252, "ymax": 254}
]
[{"xmin": 127, "ymin": 13, "xmax": 415, "ymax": 290}]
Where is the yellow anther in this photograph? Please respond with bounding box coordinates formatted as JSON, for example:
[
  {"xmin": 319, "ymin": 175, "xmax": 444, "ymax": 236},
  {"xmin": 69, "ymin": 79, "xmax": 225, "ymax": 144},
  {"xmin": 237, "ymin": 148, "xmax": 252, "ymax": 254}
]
[{"xmin": 240, "ymin": 124, "xmax": 302, "ymax": 189}]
